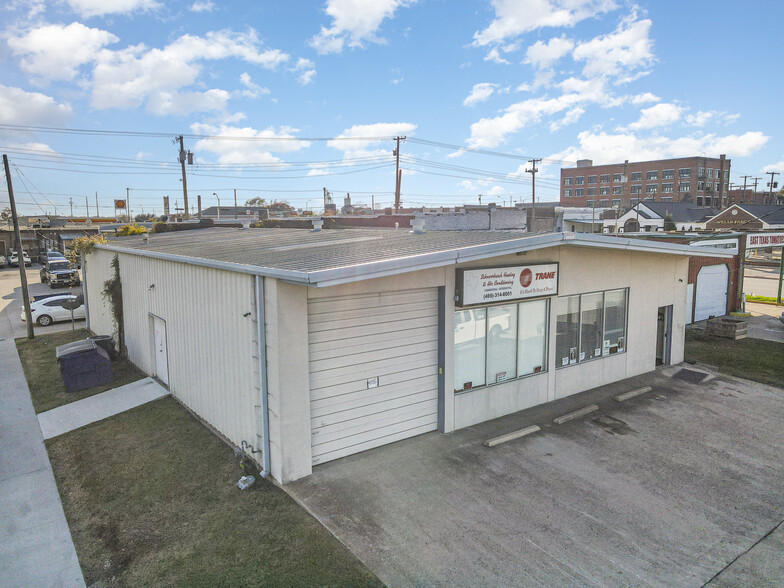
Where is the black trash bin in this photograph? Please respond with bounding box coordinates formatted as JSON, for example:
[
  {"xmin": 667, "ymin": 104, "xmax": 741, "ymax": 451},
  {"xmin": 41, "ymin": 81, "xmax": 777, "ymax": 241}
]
[
  {"xmin": 56, "ymin": 339, "xmax": 113, "ymax": 393},
  {"xmin": 89, "ymin": 335, "xmax": 116, "ymax": 360}
]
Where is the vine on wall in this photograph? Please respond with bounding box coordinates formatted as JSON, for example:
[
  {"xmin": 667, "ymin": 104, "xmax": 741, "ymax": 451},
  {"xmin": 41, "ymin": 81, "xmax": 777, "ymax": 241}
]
[{"xmin": 102, "ymin": 255, "xmax": 125, "ymax": 357}]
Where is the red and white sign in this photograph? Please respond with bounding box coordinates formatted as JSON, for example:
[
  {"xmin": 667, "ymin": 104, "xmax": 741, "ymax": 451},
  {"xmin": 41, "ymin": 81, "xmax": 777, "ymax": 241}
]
[
  {"xmin": 457, "ymin": 263, "xmax": 558, "ymax": 306},
  {"xmin": 746, "ymin": 233, "xmax": 784, "ymax": 249}
]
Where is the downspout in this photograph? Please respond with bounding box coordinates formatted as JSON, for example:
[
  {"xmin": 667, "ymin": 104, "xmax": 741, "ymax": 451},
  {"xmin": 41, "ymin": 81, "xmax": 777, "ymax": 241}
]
[
  {"xmin": 82, "ymin": 253, "xmax": 90, "ymax": 331},
  {"xmin": 254, "ymin": 275, "xmax": 271, "ymax": 477}
]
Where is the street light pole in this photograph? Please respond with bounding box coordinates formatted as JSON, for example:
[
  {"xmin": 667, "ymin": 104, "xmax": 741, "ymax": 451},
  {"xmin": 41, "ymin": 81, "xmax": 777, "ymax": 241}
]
[{"xmin": 213, "ymin": 193, "xmax": 220, "ymax": 219}]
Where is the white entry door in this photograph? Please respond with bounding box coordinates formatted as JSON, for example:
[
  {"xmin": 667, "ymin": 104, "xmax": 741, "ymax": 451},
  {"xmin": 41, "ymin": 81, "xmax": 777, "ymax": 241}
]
[
  {"xmin": 153, "ymin": 315, "xmax": 169, "ymax": 386},
  {"xmin": 694, "ymin": 264, "xmax": 729, "ymax": 321}
]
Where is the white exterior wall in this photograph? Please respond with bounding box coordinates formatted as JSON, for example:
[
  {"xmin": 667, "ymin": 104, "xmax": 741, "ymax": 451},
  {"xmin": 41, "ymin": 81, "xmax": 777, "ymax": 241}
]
[
  {"xmin": 112, "ymin": 252, "xmax": 259, "ymax": 455},
  {"xmin": 84, "ymin": 248, "xmax": 118, "ymax": 338}
]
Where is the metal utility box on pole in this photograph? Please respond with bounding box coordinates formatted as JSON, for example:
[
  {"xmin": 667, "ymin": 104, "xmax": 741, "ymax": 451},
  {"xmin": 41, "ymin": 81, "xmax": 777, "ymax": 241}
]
[{"xmin": 3, "ymin": 154, "xmax": 34, "ymax": 339}]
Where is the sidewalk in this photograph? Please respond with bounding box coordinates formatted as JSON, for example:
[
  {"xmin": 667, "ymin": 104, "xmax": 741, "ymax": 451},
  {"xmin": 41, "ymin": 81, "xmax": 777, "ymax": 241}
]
[
  {"xmin": 0, "ymin": 308, "xmax": 85, "ymax": 587},
  {"xmin": 38, "ymin": 377, "xmax": 169, "ymax": 440}
]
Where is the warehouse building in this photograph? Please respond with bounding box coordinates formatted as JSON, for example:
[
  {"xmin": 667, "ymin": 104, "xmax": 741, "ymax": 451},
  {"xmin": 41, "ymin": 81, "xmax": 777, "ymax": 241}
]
[{"xmin": 83, "ymin": 227, "xmax": 731, "ymax": 484}]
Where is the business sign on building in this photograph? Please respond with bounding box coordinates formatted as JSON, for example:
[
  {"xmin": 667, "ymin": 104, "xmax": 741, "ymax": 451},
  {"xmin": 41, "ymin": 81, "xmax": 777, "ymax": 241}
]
[
  {"xmin": 746, "ymin": 232, "xmax": 784, "ymax": 249},
  {"xmin": 456, "ymin": 263, "xmax": 558, "ymax": 307}
]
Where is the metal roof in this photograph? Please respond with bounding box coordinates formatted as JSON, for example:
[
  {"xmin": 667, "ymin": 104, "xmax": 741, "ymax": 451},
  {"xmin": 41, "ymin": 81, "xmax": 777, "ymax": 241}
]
[{"xmin": 95, "ymin": 227, "xmax": 733, "ymax": 288}]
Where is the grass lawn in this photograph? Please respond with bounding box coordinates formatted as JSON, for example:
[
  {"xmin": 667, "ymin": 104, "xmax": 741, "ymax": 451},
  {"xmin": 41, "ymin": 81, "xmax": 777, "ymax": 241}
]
[
  {"xmin": 47, "ymin": 397, "xmax": 382, "ymax": 587},
  {"xmin": 16, "ymin": 328, "xmax": 146, "ymax": 413},
  {"xmin": 685, "ymin": 329, "xmax": 784, "ymax": 388}
]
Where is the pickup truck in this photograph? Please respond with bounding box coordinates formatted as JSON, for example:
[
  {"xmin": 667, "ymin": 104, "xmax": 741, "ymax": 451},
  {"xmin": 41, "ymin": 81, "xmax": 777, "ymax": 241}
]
[{"xmin": 40, "ymin": 258, "xmax": 80, "ymax": 288}]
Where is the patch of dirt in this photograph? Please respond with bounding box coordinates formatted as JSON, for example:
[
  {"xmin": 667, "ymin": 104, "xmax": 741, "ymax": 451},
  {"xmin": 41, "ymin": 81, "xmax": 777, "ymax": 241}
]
[{"xmin": 590, "ymin": 415, "xmax": 633, "ymax": 436}]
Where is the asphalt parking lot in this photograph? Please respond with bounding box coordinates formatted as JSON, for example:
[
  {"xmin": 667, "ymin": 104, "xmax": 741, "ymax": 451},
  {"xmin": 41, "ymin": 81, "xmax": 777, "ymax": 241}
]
[
  {"xmin": 289, "ymin": 367, "xmax": 784, "ymax": 587},
  {"xmin": 0, "ymin": 266, "xmax": 84, "ymax": 338}
]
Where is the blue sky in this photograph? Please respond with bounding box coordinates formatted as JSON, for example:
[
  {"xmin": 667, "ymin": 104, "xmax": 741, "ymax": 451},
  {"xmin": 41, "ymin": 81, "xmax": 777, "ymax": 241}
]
[{"xmin": 1, "ymin": 0, "xmax": 782, "ymax": 217}]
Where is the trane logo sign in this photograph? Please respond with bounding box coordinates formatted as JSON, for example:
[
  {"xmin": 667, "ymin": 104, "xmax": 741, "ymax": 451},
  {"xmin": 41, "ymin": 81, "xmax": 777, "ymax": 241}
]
[{"xmin": 457, "ymin": 263, "xmax": 559, "ymax": 306}]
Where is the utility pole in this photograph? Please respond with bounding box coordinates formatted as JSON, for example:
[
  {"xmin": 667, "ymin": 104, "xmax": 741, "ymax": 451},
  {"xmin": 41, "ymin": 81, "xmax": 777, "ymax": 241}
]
[
  {"xmin": 176, "ymin": 135, "xmax": 190, "ymax": 220},
  {"xmin": 526, "ymin": 158, "xmax": 541, "ymax": 233},
  {"xmin": 69, "ymin": 197, "xmax": 74, "ymax": 217},
  {"xmin": 371, "ymin": 194, "xmax": 375, "ymax": 213},
  {"xmin": 767, "ymin": 171, "xmax": 779, "ymax": 205},
  {"xmin": 234, "ymin": 188, "xmax": 238, "ymax": 219},
  {"xmin": 740, "ymin": 175, "xmax": 752, "ymax": 204},
  {"xmin": 393, "ymin": 136, "xmax": 406, "ymax": 213},
  {"xmin": 3, "ymin": 155, "xmax": 34, "ymax": 339},
  {"xmin": 95, "ymin": 191, "xmax": 99, "ymax": 217},
  {"xmin": 126, "ymin": 187, "xmax": 130, "ymax": 220},
  {"xmin": 85, "ymin": 195, "xmax": 89, "ymax": 218}
]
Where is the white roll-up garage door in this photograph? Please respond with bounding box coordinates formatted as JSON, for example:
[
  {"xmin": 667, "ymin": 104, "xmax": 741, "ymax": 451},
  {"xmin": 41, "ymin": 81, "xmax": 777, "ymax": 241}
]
[
  {"xmin": 694, "ymin": 264, "xmax": 729, "ymax": 321},
  {"xmin": 308, "ymin": 288, "xmax": 440, "ymax": 466}
]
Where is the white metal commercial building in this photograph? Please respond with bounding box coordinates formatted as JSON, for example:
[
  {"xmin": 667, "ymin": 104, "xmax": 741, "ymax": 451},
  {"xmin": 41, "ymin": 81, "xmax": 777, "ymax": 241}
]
[{"xmin": 84, "ymin": 228, "xmax": 731, "ymax": 483}]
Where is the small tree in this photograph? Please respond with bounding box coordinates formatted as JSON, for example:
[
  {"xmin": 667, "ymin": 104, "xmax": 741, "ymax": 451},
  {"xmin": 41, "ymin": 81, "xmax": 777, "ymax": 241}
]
[
  {"xmin": 663, "ymin": 213, "xmax": 677, "ymax": 231},
  {"xmin": 134, "ymin": 213, "xmax": 155, "ymax": 222},
  {"xmin": 244, "ymin": 196, "xmax": 267, "ymax": 206},
  {"xmin": 116, "ymin": 224, "xmax": 147, "ymax": 236}
]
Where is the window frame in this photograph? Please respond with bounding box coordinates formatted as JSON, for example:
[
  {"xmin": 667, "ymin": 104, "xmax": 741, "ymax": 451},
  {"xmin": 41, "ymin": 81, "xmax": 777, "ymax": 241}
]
[
  {"xmin": 454, "ymin": 297, "xmax": 551, "ymax": 394},
  {"xmin": 555, "ymin": 288, "xmax": 628, "ymax": 370},
  {"xmin": 631, "ymin": 172, "xmax": 643, "ymax": 182}
]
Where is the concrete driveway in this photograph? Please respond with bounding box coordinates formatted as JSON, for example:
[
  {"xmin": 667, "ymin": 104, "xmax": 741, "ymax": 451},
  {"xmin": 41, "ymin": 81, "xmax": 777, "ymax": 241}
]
[{"xmin": 288, "ymin": 368, "xmax": 784, "ymax": 587}]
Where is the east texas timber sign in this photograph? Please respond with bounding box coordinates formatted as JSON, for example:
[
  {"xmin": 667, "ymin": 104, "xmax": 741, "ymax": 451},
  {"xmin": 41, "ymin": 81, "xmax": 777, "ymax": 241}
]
[
  {"xmin": 456, "ymin": 263, "xmax": 559, "ymax": 307},
  {"xmin": 746, "ymin": 232, "xmax": 784, "ymax": 249}
]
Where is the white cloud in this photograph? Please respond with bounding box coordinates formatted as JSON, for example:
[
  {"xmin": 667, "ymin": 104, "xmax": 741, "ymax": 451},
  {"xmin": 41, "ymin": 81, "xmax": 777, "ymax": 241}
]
[
  {"xmin": 474, "ymin": 0, "xmax": 616, "ymax": 46},
  {"xmin": 0, "ymin": 84, "xmax": 72, "ymax": 125},
  {"xmin": 549, "ymin": 106, "xmax": 585, "ymax": 131},
  {"xmin": 627, "ymin": 102, "xmax": 682, "ymax": 130},
  {"xmin": 463, "ymin": 83, "xmax": 498, "ymax": 107},
  {"xmin": 524, "ymin": 36, "xmax": 574, "ymax": 69},
  {"xmin": 7, "ymin": 22, "xmax": 118, "ymax": 81},
  {"xmin": 89, "ymin": 29, "xmax": 289, "ymax": 114},
  {"xmin": 64, "ymin": 0, "xmax": 160, "ymax": 18},
  {"xmin": 0, "ymin": 85, "xmax": 72, "ymax": 152},
  {"xmin": 549, "ymin": 130, "xmax": 769, "ymax": 165},
  {"xmin": 328, "ymin": 122, "xmax": 416, "ymax": 159},
  {"xmin": 309, "ymin": 0, "xmax": 414, "ymax": 54},
  {"xmin": 237, "ymin": 72, "xmax": 270, "ymax": 98},
  {"xmin": 189, "ymin": 0, "xmax": 215, "ymax": 12},
  {"xmin": 762, "ymin": 159, "xmax": 784, "ymax": 174},
  {"xmin": 459, "ymin": 179, "xmax": 506, "ymax": 197},
  {"xmin": 685, "ymin": 110, "xmax": 740, "ymax": 127},
  {"xmin": 291, "ymin": 57, "xmax": 316, "ymax": 85},
  {"xmin": 630, "ymin": 92, "xmax": 659, "ymax": 104},
  {"xmin": 484, "ymin": 48, "xmax": 510, "ymax": 64},
  {"xmin": 191, "ymin": 123, "xmax": 311, "ymax": 165},
  {"xmin": 572, "ymin": 15, "xmax": 654, "ymax": 81}
]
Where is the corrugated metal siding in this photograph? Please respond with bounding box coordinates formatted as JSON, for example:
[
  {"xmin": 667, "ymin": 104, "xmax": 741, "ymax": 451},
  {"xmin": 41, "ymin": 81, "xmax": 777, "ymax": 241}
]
[
  {"xmin": 308, "ymin": 288, "xmax": 439, "ymax": 465},
  {"xmin": 119, "ymin": 254, "xmax": 258, "ymax": 452},
  {"xmin": 85, "ymin": 248, "xmax": 118, "ymax": 337}
]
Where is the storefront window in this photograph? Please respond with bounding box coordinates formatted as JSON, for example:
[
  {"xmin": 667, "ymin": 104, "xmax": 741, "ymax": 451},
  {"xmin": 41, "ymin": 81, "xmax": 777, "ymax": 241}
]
[
  {"xmin": 454, "ymin": 308, "xmax": 486, "ymax": 390},
  {"xmin": 518, "ymin": 299, "xmax": 548, "ymax": 376},
  {"xmin": 486, "ymin": 305, "xmax": 518, "ymax": 384},
  {"xmin": 580, "ymin": 292, "xmax": 604, "ymax": 361},
  {"xmin": 454, "ymin": 299, "xmax": 549, "ymax": 392},
  {"xmin": 556, "ymin": 296, "xmax": 580, "ymax": 367},
  {"xmin": 556, "ymin": 289, "xmax": 627, "ymax": 368},
  {"xmin": 603, "ymin": 289, "xmax": 627, "ymax": 353}
]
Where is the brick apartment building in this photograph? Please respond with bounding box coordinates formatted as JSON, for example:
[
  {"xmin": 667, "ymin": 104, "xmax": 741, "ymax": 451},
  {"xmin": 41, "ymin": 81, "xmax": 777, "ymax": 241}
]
[{"xmin": 560, "ymin": 155, "xmax": 730, "ymax": 210}]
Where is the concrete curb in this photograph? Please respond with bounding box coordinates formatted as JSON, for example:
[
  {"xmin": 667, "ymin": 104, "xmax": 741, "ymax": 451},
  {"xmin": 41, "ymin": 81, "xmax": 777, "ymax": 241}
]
[
  {"xmin": 615, "ymin": 386, "xmax": 653, "ymax": 402},
  {"xmin": 553, "ymin": 404, "xmax": 599, "ymax": 425},
  {"xmin": 484, "ymin": 426, "xmax": 541, "ymax": 447}
]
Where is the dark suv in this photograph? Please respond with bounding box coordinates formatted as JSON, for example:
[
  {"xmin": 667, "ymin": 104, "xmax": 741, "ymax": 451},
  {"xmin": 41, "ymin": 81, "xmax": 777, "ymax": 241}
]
[{"xmin": 40, "ymin": 258, "xmax": 80, "ymax": 288}]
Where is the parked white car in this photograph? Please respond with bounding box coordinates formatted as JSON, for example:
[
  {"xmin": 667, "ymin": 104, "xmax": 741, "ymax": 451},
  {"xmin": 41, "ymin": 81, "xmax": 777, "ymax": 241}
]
[
  {"xmin": 21, "ymin": 294, "xmax": 85, "ymax": 326},
  {"xmin": 7, "ymin": 250, "xmax": 32, "ymax": 267}
]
